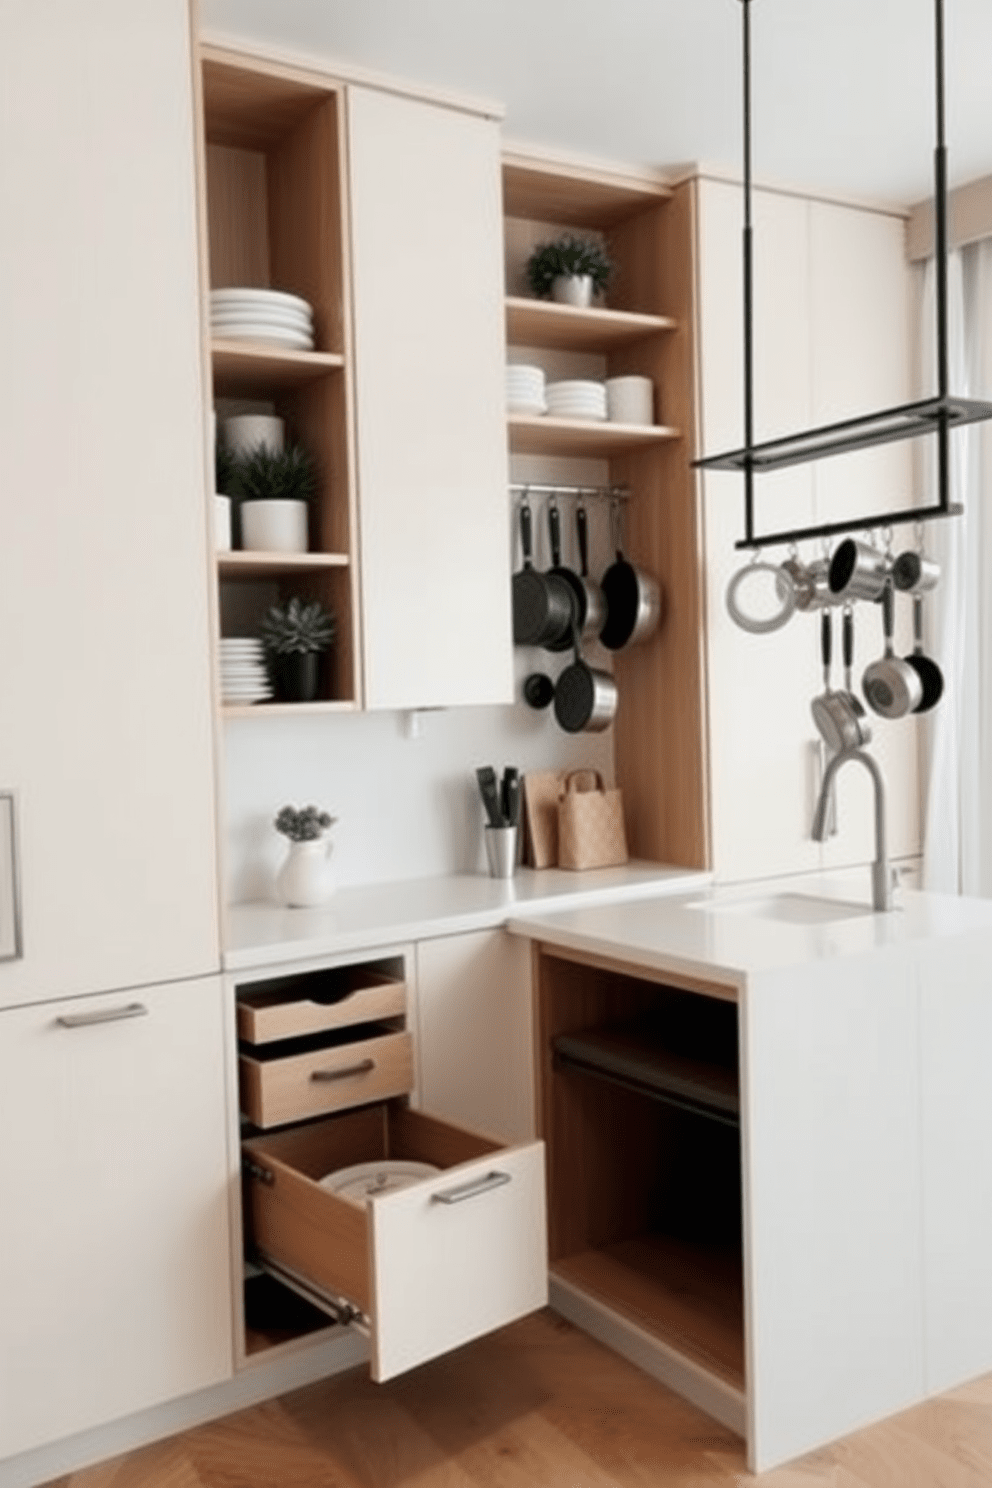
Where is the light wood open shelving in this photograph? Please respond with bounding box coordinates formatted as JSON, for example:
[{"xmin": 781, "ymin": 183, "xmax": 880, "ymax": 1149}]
[
  {"xmin": 502, "ymin": 149, "xmax": 706, "ymax": 868},
  {"xmin": 199, "ymin": 47, "xmax": 361, "ymax": 709},
  {"xmin": 508, "ymin": 413, "xmax": 680, "ymax": 457}
]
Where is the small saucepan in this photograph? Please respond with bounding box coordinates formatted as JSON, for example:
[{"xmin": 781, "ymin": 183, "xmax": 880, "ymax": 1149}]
[
  {"xmin": 512, "ymin": 498, "xmax": 575, "ymax": 648},
  {"xmin": 810, "ymin": 609, "xmax": 866, "ymax": 754},
  {"xmin": 903, "ymin": 594, "xmax": 944, "ymax": 713},
  {"xmin": 553, "ymin": 627, "xmax": 618, "ymax": 734},
  {"xmin": 599, "ymin": 500, "xmax": 663, "ymax": 651},
  {"xmin": 862, "ymin": 580, "xmax": 923, "ymax": 719}
]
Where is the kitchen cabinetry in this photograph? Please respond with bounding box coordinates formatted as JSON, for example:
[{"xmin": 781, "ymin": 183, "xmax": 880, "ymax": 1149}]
[
  {"xmin": 198, "ymin": 51, "xmax": 514, "ymax": 714},
  {"xmin": 0, "ymin": 0, "xmax": 220, "ymax": 1008},
  {"xmin": 347, "ymin": 87, "xmax": 513, "ymax": 710},
  {"xmin": 199, "ymin": 47, "xmax": 361, "ymax": 713},
  {"xmin": 696, "ymin": 176, "xmax": 920, "ymax": 882},
  {"xmin": 414, "ymin": 929, "xmax": 536, "ymax": 1144},
  {"xmin": 502, "ymin": 152, "xmax": 708, "ymax": 868},
  {"xmin": 232, "ymin": 947, "xmax": 547, "ymax": 1381},
  {"xmin": 0, "ymin": 979, "xmax": 233, "ymax": 1460}
]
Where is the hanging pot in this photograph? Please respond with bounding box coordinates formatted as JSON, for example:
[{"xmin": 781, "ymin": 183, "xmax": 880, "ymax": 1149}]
[
  {"xmin": 599, "ymin": 500, "xmax": 663, "ymax": 650},
  {"xmin": 545, "ymin": 500, "xmax": 588, "ymax": 653},
  {"xmin": 828, "ymin": 538, "xmax": 889, "ymax": 603},
  {"xmin": 575, "ymin": 502, "xmax": 606, "ymax": 639},
  {"xmin": 553, "ymin": 628, "xmax": 618, "ymax": 734},
  {"xmin": 861, "ymin": 580, "xmax": 923, "ymax": 719},
  {"xmin": 810, "ymin": 609, "xmax": 866, "ymax": 754},
  {"xmin": 903, "ymin": 593, "xmax": 944, "ymax": 713},
  {"xmin": 511, "ymin": 498, "xmax": 575, "ymax": 648}
]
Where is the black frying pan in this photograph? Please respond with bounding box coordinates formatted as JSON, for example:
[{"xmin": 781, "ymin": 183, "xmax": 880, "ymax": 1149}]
[
  {"xmin": 904, "ymin": 593, "xmax": 944, "ymax": 712},
  {"xmin": 545, "ymin": 501, "xmax": 586, "ymax": 653},
  {"xmin": 599, "ymin": 500, "xmax": 663, "ymax": 651},
  {"xmin": 512, "ymin": 499, "xmax": 574, "ymax": 648}
]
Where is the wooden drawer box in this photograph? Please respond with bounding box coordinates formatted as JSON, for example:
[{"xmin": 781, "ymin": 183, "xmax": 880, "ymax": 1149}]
[
  {"xmin": 237, "ymin": 966, "xmax": 406, "ymax": 1045},
  {"xmin": 240, "ymin": 1027, "xmax": 413, "ymax": 1129},
  {"xmin": 242, "ymin": 1102, "xmax": 547, "ymax": 1381}
]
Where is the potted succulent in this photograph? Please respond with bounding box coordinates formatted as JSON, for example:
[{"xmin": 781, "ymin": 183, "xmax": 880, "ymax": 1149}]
[
  {"xmin": 213, "ymin": 441, "xmax": 241, "ymax": 551},
  {"xmin": 259, "ymin": 595, "xmax": 336, "ymax": 702},
  {"xmin": 273, "ymin": 803, "xmax": 337, "ymax": 906},
  {"xmin": 525, "ymin": 233, "xmax": 614, "ymax": 308},
  {"xmin": 237, "ymin": 442, "xmax": 318, "ymax": 553}
]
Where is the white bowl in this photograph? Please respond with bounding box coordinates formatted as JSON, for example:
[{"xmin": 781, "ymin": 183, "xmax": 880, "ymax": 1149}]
[{"xmin": 223, "ymin": 414, "xmax": 285, "ymax": 457}]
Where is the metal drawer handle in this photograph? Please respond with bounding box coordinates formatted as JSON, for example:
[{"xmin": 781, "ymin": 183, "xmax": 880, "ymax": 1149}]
[
  {"xmin": 431, "ymin": 1170, "xmax": 512, "ymax": 1206},
  {"xmin": 311, "ymin": 1058, "xmax": 375, "ymax": 1082},
  {"xmin": 54, "ymin": 1002, "xmax": 149, "ymax": 1029}
]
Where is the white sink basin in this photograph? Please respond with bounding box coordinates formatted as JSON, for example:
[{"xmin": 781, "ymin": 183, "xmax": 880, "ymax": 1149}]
[{"xmin": 689, "ymin": 892, "xmax": 876, "ymax": 926}]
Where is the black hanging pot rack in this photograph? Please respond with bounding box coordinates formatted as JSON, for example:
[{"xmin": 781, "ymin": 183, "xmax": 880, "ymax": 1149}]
[{"xmin": 694, "ymin": 0, "xmax": 992, "ymax": 550}]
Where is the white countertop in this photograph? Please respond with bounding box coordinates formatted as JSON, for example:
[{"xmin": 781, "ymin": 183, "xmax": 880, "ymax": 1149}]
[
  {"xmin": 505, "ymin": 874, "xmax": 992, "ymax": 988},
  {"xmin": 223, "ymin": 860, "xmax": 710, "ymax": 971}
]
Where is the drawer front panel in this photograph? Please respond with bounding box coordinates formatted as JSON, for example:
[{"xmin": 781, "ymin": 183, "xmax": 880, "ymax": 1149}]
[
  {"xmin": 238, "ymin": 972, "xmax": 406, "ymax": 1044},
  {"xmin": 370, "ymin": 1140, "xmax": 548, "ymax": 1380},
  {"xmin": 240, "ymin": 1031, "xmax": 413, "ymax": 1128}
]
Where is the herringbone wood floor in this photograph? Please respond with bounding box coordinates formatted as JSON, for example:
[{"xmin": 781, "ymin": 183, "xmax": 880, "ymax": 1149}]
[{"xmin": 43, "ymin": 1309, "xmax": 992, "ymax": 1488}]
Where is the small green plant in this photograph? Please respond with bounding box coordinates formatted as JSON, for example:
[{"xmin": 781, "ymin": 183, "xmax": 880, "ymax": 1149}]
[
  {"xmin": 525, "ymin": 234, "xmax": 613, "ymax": 300},
  {"xmin": 259, "ymin": 596, "xmax": 336, "ymax": 656},
  {"xmin": 215, "ymin": 442, "xmax": 241, "ymax": 497},
  {"xmin": 238, "ymin": 443, "xmax": 319, "ymax": 503},
  {"xmin": 274, "ymin": 803, "xmax": 336, "ymax": 841}
]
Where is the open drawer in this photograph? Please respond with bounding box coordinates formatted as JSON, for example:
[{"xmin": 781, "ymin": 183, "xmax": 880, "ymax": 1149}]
[{"xmin": 242, "ymin": 1101, "xmax": 547, "ymax": 1380}]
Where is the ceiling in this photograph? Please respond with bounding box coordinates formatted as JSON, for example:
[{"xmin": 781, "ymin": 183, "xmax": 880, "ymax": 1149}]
[{"xmin": 199, "ymin": 0, "xmax": 992, "ymax": 208}]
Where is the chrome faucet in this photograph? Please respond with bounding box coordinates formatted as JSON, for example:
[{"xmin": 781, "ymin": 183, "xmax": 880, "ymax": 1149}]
[{"xmin": 811, "ymin": 747, "xmax": 893, "ymax": 911}]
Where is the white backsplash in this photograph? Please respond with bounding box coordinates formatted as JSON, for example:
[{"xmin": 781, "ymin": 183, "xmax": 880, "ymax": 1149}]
[{"xmin": 223, "ymin": 684, "xmax": 614, "ymax": 902}]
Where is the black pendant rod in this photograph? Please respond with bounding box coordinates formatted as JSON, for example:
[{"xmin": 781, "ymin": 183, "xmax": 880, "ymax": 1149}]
[
  {"xmin": 934, "ymin": 0, "xmax": 950, "ymax": 514},
  {"xmin": 740, "ymin": 0, "xmax": 755, "ymax": 544}
]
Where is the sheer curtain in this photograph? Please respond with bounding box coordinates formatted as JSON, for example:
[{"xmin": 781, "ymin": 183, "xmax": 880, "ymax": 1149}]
[{"xmin": 920, "ymin": 240, "xmax": 992, "ymax": 895}]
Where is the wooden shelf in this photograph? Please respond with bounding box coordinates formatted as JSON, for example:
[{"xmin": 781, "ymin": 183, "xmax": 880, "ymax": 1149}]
[
  {"xmin": 222, "ymin": 700, "xmax": 359, "ymax": 719},
  {"xmin": 508, "ymin": 413, "xmax": 680, "ymax": 457},
  {"xmin": 506, "ymin": 296, "xmax": 675, "ymax": 351},
  {"xmin": 553, "ymin": 1026, "xmax": 739, "ymax": 1126},
  {"xmin": 218, "ymin": 551, "xmax": 350, "ymax": 577},
  {"xmin": 502, "ymin": 151, "xmax": 672, "ymax": 228},
  {"xmin": 553, "ymin": 1235, "xmax": 745, "ymax": 1388},
  {"xmin": 211, "ymin": 341, "xmax": 344, "ymax": 395}
]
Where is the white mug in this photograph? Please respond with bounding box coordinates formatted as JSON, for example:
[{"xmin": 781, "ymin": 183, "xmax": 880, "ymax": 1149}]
[{"xmin": 605, "ymin": 375, "xmax": 654, "ymax": 426}]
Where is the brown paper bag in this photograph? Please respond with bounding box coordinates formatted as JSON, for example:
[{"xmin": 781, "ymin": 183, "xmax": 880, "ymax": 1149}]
[
  {"xmin": 557, "ymin": 771, "xmax": 628, "ymax": 870},
  {"xmin": 522, "ymin": 768, "xmax": 599, "ymax": 867}
]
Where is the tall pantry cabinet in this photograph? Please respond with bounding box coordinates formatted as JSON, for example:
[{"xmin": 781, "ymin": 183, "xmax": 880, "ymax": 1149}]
[{"xmin": 0, "ymin": 0, "xmax": 232, "ymax": 1461}]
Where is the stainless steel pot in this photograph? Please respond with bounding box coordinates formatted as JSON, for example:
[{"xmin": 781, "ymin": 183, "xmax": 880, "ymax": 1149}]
[
  {"xmin": 575, "ymin": 502, "xmax": 606, "ymax": 639},
  {"xmin": 862, "ymin": 580, "xmax": 923, "ymax": 719},
  {"xmin": 829, "ymin": 538, "xmax": 890, "ymax": 603},
  {"xmin": 553, "ymin": 629, "xmax": 618, "ymax": 733},
  {"xmin": 810, "ymin": 610, "xmax": 867, "ymax": 753}
]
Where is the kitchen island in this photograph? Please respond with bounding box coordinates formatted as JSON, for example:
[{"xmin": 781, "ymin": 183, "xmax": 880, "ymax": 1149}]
[{"xmin": 507, "ymin": 879, "xmax": 992, "ymax": 1472}]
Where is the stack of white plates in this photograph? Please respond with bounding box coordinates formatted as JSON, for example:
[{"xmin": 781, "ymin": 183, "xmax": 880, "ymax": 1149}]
[
  {"xmin": 219, "ymin": 637, "xmax": 272, "ymax": 705},
  {"xmin": 545, "ymin": 379, "xmax": 608, "ymax": 421},
  {"xmin": 210, "ymin": 288, "xmax": 315, "ymax": 351},
  {"xmin": 506, "ymin": 363, "xmax": 546, "ymax": 415}
]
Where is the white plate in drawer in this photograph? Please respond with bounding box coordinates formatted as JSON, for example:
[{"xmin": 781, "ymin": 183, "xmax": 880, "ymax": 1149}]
[{"xmin": 321, "ymin": 1159, "xmax": 439, "ymax": 1204}]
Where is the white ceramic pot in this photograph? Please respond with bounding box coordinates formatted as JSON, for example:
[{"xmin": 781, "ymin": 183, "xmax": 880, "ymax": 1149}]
[
  {"xmin": 212, "ymin": 493, "xmax": 232, "ymax": 550},
  {"xmin": 240, "ymin": 499, "xmax": 308, "ymax": 553},
  {"xmin": 224, "ymin": 414, "xmax": 285, "ymax": 458},
  {"xmin": 275, "ymin": 837, "xmax": 335, "ymax": 907},
  {"xmin": 550, "ymin": 274, "xmax": 594, "ymax": 309}
]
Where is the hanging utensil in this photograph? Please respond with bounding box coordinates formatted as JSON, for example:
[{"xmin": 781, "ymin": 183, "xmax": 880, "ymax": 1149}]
[
  {"xmin": 553, "ymin": 626, "xmax": 618, "ymax": 734},
  {"xmin": 600, "ymin": 498, "xmax": 663, "ymax": 650},
  {"xmin": 828, "ymin": 537, "xmax": 890, "ymax": 603},
  {"xmin": 575, "ymin": 501, "xmax": 606, "ymax": 639},
  {"xmin": 861, "ymin": 580, "xmax": 923, "ymax": 719},
  {"xmin": 545, "ymin": 500, "xmax": 587, "ymax": 653},
  {"xmin": 512, "ymin": 497, "xmax": 575, "ymax": 648},
  {"xmin": 810, "ymin": 609, "xmax": 864, "ymax": 754},
  {"xmin": 840, "ymin": 604, "xmax": 871, "ymax": 745},
  {"xmin": 903, "ymin": 593, "xmax": 944, "ymax": 713},
  {"xmin": 726, "ymin": 557, "xmax": 797, "ymax": 632}
]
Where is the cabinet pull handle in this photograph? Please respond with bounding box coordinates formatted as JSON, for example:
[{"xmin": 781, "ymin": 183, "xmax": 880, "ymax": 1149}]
[
  {"xmin": 311, "ymin": 1058, "xmax": 375, "ymax": 1082},
  {"xmin": 431, "ymin": 1170, "xmax": 512, "ymax": 1206},
  {"xmin": 54, "ymin": 1002, "xmax": 149, "ymax": 1029}
]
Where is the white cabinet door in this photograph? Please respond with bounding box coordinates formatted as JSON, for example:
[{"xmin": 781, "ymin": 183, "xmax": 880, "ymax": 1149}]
[
  {"xmin": 917, "ymin": 932, "xmax": 992, "ymax": 1395},
  {"xmin": 0, "ymin": 0, "xmax": 219, "ymax": 1009},
  {"xmin": 415, "ymin": 930, "xmax": 535, "ymax": 1144},
  {"xmin": 0, "ymin": 978, "xmax": 233, "ymax": 1459},
  {"xmin": 346, "ymin": 86, "xmax": 514, "ymax": 710},
  {"xmin": 743, "ymin": 953, "xmax": 925, "ymax": 1471}
]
